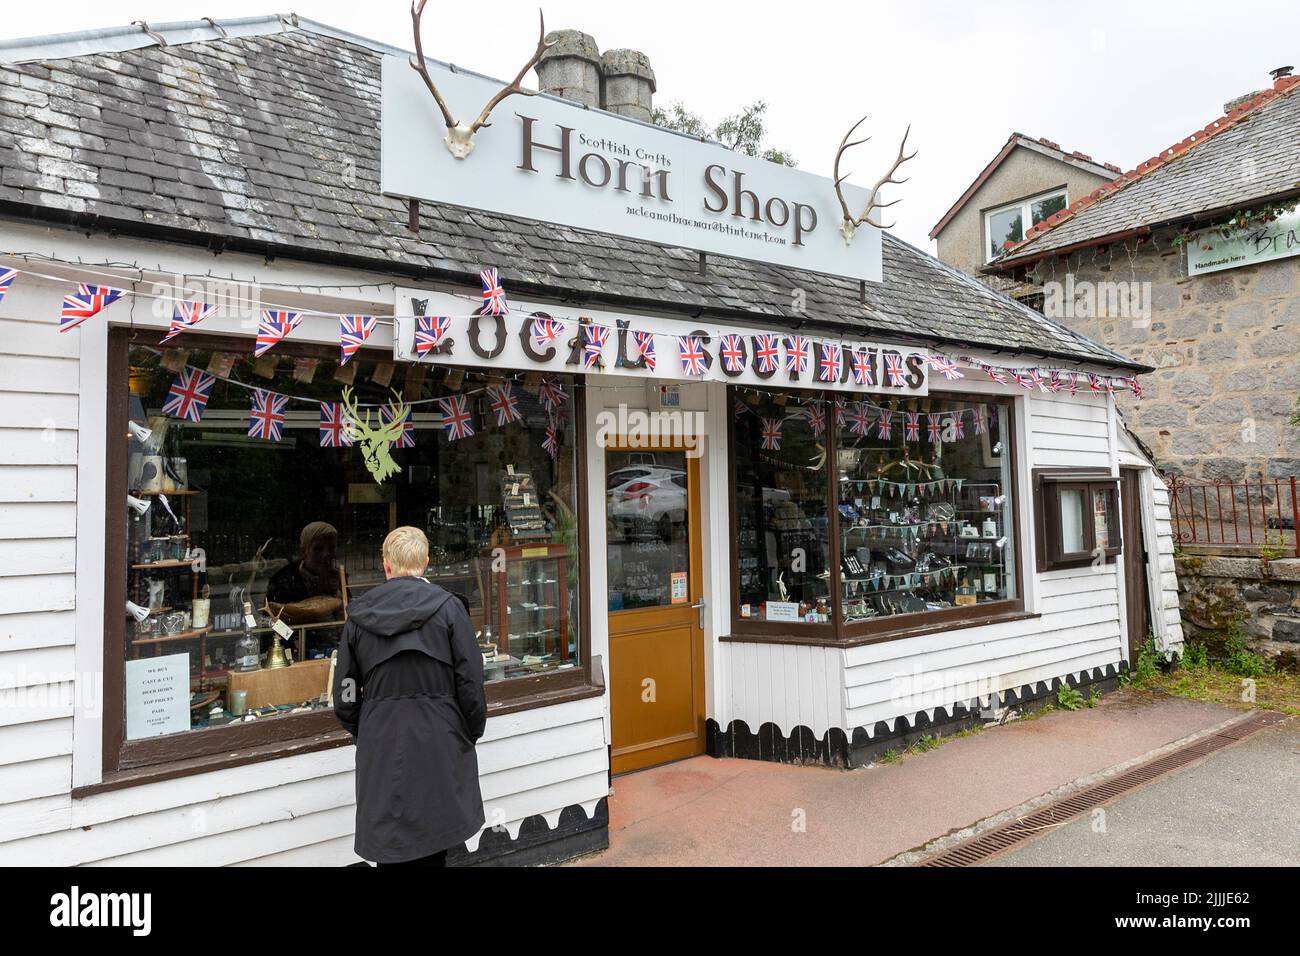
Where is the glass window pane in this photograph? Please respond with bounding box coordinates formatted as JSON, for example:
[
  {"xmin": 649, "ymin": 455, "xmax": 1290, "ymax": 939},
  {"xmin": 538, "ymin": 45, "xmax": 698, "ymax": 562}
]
[
  {"xmin": 834, "ymin": 397, "xmax": 1016, "ymax": 624},
  {"xmin": 1092, "ymin": 486, "xmax": 1117, "ymax": 551},
  {"xmin": 987, "ymin": 207, "xmax": 1023, "ymax": 259},
  {"xmin": 734, "ymin": 392, "xmax": 831, "ymax": 624},
  {"xmin": 123, "ymin": 343, "xmax": 581, "ymax": 741},
  {"xmin": 1059, "ymin": 489, "xmax": 1086, "ymax": 553},
  {"xmin": 606, "ymin": 451, "xmax": 690, "ymax": 611},
  {"xmin": 1031, "ymin": 192, "xmax": 1067, "ymax": 225}
]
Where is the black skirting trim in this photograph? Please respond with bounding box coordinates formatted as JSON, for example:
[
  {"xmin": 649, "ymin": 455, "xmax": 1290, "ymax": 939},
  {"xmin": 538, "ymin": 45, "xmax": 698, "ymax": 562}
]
[
  {"xmin": 707, "ymin": 664, "xmax": 1122, "ymax": 769},
  {"xmin": 445, "ymin": 797, "xmax": 609, "ymax": 867}
]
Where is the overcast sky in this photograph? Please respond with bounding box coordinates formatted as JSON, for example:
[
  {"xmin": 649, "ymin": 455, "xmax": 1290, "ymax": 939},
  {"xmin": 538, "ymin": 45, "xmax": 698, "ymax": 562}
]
[{"xmin": 6, "ymin": 1, "xmax": 1298, "ymax": 250}]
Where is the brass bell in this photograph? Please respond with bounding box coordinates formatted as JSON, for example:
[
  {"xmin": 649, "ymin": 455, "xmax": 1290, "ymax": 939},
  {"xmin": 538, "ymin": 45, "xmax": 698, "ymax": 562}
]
[{"xmin": 266, "ymin": 634, "xmax": 291, "ymax": 669}]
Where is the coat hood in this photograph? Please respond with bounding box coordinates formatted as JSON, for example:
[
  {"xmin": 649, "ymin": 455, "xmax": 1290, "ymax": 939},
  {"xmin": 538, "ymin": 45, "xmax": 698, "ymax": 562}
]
[{"xmin": 347, "ymin": 575, "xmax": 455, "ymax": 638}]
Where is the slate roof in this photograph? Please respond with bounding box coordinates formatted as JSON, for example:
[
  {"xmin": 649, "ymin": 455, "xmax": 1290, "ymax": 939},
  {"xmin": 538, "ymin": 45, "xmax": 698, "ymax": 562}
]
[
  {"xmin": 990, "ymin": 75, "xmax": 1300, "ymax": 269},
  {"xmin": 0, "ymin": 16, "xmax": 1143, "ymax": 371}
]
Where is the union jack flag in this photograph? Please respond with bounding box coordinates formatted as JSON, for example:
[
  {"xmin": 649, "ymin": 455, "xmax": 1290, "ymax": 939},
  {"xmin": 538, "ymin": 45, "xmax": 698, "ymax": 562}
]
[
  {"xmin": 1029, "ymin": 369, "xmax": 1050, "ymax": 392},
  {"xmin": 849, "ymin": 403, "xmax": 872, "ymax": 436},
  {"xmin": 1104, "ymin": 377, "xmax": 1118, "ymax": 395},
  {"xmin": 926, "ymin": 413, "xmax": 943, "ymax": 443},
  {"xmin": 1011, "ymin": 369, "xmax": 1036, "ymax": 390},
  {"xmin": 927, "ymin": 354, "xmax": 963, "ymax": 381},
  {"xmin": 804, "ymin": 402, "xmax": 826, "ymax": 438},
  {"xmin": 817, "ymin": 344, "xmax": 842, "ymax": 383},
  {"xmin": 851, "ymin": 350, "xmax": 874, "ymax": 386},
  {"xmin": 531, "ymin": 317, "xmax": 566, "ymax": 351},
  {"xmin": 754, "ymin": 334, "xmax": 781, "ymax": 374},
  {"xmin": 884, "ymin": 352, "xmax": 907, "ymax": 387},
  {"xmin": 319, "ymin": 402, "xmax": 353, "ymax": 448},
  {"xmin": 380, "ymin": 403, "xmax": 416, "ymax": 448},
  {"xmin": 582, "ymin": 325, "xmax": 608, "ymax": 369},
  {"xmin": 983, "ymin": 363, "xmax": 1009, "ymax": 385},
  {"xmin": 951, "ymin": 413, "xmax": 965, "ymax": 441},
  {"xmin": 833, "ymin": 397, "xmax": 846, "ymax": 427},
  {"xmin": 678, "ymin": 334, "xmax": 708, "ymax": 377},
  {"xmin": 435, "ymin": 394, "xmax": 473, "ymax": 442},
  {"xmin": 1129, "ymin": 378, "xmax": 1143, "ymax": 399},
  {"xmin": 0, "ymin": 267, "xmax": 16, "ymax": 305},
  {"xmin": 247, "ymin": 389, "xmax": 288, "ymax": 442},
  {"xmin": 479, "ymin": 267, "xmax": 508, "ymax": 315},
  {"xmin": 487, "ymin": 383, "xmax": 522, "ymax": 426},
  {"xmin": 160, "ymin": 300, "xmax": 218, "ymax": 344},
  {"xmin": 1088, "ymin": 373, "xmax": 1104, "ymax": 393},
  {"xmin": 1066, "ymin": 372, "xmax": 1079, "ymax": 396},
  {"xmin": 1049, "ymin": 370, "xmax": 1064, "ymax": 393},
  {"xmin": 733, "ymin": 398, "xmax": 748, "ymax": 421},
  {"xmin": 161, "ymin": 367, "xmax": 215, "ymax": 423},
  {"xmin": 905, "ymin": 411, "xmax": 921, "ymax": 442},
  {"xmin": 539, "ymin": 377, "xmax": 567, "ymax": 414},
  {"xmin": 542, "ymin": 419, "xmax": 559, "ymax": 459},
  {"xmin": 760, "ymin": 417, "xmax": 782, "ymax": 451},
  {"xmin": 973, "ymin": 404, "xmax": 988, "ymax": 435},
  {"xmin": 254, "ymin": 310, "xmax": 302, "ymax": 358},
  {"xmin": 719, "ymin": 334, "xmax": 747, "ymax": 373},
  {"xmin": 339, "ymin": 314, "xmax": 377, "ymax": 365},
  {"xmin": 784, "ymin": 335, "xmax": 810, "ymax": 374},
  {"xmin": 415, "ymin": 315, "xmax": 452, "ymax": 356},
  {"xmin": 632, "ymin": 330, "xmax": 657, "ymax": 371},
  {"xmin": 876, "ymin": 408, "xmax": 893, "ymax": 441},
  {"xmin": 60, "ymin": 283, "xmax": 124, "ymax": 332}
]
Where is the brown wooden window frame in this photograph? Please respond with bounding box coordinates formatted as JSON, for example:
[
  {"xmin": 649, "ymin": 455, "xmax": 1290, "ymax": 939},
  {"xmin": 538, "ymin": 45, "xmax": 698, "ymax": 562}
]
[
  {"xmin": 726, "ymin": 386, "xmax": 1028, "ymax": 648},
  {"xmin": 95, "ymin": 327, "xmax": 599, "ymax": 789},
  {"xmin": 1032, "ymin": 468, "xmax": 1122, "ymax": 572}
]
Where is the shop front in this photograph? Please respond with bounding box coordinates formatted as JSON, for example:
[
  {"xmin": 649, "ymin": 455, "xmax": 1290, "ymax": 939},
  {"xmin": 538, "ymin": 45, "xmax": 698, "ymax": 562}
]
[{"xmin": 0, "ymin": 17, "xmax": 1183, "ymax": 867}]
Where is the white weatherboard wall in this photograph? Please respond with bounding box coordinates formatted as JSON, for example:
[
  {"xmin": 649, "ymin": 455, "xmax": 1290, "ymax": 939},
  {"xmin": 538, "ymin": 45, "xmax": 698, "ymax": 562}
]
[
  {"xmin": 717, "ymin": 387, "xmax": 1136, "ymax": 743},
  {"xmin": 0, "ymin": 225, "xmax": 609, "ymax": 866}
]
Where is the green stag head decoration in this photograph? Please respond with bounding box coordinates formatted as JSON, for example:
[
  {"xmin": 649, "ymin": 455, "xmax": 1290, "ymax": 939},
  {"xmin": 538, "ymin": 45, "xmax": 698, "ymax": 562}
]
[{"xmin": 339, "ymin": 386, "xmax": 409, "ymax": 484}]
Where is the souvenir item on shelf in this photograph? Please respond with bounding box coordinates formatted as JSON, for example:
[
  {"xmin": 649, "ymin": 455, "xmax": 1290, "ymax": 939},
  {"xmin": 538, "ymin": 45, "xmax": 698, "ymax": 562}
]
[
  {"xmin": 955, "ymin": 577, "xmax": 978, "ymax": 607},
  {"xmin": 959, "ymin": 523, "xmax": 980, "ymax": 538},
  {"xmin": 926, "ymin": 502, "xmax": 955, "ymax": 522},
  {"xmin": 983, "ymin": 517, "xmax": 998, "ymax": 538},
  {"xmin": 136, "ymin": 456, "xmax": 165, "ymax": 493},
  {"xmin": 162, "ymin": 457, "xmax": 188, "ymax": 492}
]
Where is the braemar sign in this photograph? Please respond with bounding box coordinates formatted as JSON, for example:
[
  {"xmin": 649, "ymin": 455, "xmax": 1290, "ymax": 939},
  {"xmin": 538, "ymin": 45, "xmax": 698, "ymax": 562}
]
[{"xmin": 380, "ymin": 55, "xmax": 883, "ymax": 282}]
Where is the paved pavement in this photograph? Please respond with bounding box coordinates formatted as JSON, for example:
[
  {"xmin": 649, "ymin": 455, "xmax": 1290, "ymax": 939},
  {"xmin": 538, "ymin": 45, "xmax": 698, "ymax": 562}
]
[
  {"xmin": 985, "ymin": 718, "xmax": 1300, "ymax": 867},
  {"xmin": 569, "ymin": 690, "xmax": 1243, "ymax": 866}
]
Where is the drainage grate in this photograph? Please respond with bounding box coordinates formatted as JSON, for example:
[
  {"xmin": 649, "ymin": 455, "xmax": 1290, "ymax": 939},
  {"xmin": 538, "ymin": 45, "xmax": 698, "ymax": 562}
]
[{"xmin": 920, "ymin": 711, "xmax": 1287, "ymax": 867}]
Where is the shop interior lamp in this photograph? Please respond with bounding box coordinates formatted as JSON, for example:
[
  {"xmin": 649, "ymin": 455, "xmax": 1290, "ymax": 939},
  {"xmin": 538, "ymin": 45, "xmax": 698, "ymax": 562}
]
[
  {"xmin": 127, "ymin": 495, "xmax": 151, "ymax": 516},
  {"xmin": 126, "ymin": 601, "xmax": 151, "ymax": 624},
  {"xmin": 128, "ymin": 420, "xmax": 153, "ymax": 444}
]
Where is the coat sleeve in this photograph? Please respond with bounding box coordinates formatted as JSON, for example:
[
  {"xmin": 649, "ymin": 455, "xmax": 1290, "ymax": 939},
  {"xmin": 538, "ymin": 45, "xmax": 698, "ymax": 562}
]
[
  {"xmin": 446, "ymin": 599, "xmax": 487, "ymax": 741},
  {"xmin": 333, "ymin": 620, "xmax": 363, "ymax": 739}
]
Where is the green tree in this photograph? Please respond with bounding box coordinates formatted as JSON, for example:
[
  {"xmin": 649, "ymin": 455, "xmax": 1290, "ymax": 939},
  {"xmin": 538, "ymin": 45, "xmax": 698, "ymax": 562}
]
[{"xmin": 652, "ymin": 99, "xmax": 796, "ymax": 167}]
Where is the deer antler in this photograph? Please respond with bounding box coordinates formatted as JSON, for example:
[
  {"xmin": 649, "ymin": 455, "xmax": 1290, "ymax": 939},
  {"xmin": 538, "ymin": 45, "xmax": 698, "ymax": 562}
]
[
  {"xmin": 833, "ymin": 116, "xmax": 917, "ymax": 243},
  {"xmin": 410, "ymin": 1, "xmax": 555, "ymax": 159}
]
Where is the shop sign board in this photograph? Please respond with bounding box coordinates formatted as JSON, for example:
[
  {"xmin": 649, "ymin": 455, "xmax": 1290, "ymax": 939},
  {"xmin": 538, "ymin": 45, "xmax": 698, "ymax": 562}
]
[
  {"xmin": 393, "ymin": 288, "xmax": 929, "ymax": 396},
  {"xmin": 380, "ymin": 55, "xmax": 883, "ymax": 283},
  {"xmin": 1186, "ymin": 208, "xmax": 1300, "ymax": 276}
]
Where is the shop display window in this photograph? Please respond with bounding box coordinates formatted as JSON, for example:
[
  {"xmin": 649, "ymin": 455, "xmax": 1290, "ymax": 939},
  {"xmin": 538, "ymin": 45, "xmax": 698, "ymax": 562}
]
[
  {"xmin": 730, "ymin": 387, "xmax": 1021, "ymax": 637},
  {"xmin": 119, "ymin": 338, "xmax": 582, "ymax": 744}
]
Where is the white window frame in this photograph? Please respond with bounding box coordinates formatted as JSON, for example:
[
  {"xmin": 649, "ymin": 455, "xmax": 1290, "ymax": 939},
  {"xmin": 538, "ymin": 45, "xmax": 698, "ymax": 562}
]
[{"xmin": 984, "ymin": 188, "xmax": 1068, "ymax": 261}]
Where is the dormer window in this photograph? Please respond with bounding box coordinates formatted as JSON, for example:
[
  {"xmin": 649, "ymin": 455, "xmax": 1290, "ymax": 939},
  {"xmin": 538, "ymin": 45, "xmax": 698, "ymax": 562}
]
[{"xmin": 985, "ymin": 189, "xmax": 1068, "ymax": 261}]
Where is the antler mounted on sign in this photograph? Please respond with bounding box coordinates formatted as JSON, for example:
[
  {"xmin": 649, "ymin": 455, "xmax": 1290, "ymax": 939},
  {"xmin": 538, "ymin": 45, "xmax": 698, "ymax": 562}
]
[
  {"xmin": 833, "ymin": 116, "xmax": 917, "ymax": 243},
  {"xmin": 409, "ymin": 1, "xmax": 555, "ymax": 159}
]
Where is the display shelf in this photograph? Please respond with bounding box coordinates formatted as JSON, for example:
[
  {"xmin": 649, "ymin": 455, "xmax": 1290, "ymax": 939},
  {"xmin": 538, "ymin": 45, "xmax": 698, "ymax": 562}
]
[
  {"xmin": 130, "ymin": 626, "xmax": 212, "ymax": 646},
  {"xmin": 131, "ymin": 559, "xmax": 195, "ymax": 570}
]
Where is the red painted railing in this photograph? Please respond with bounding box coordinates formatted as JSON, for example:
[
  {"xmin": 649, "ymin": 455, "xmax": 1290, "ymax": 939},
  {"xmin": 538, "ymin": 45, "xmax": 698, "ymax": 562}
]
[{"xmin": 1167, "ymin": 474, "xmax": 1300, "ymax": 556}]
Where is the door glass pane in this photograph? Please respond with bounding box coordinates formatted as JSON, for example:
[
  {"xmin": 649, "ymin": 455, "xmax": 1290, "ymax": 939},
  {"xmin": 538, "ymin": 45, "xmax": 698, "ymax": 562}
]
[
  {"xmin": 1060, "ymin": 489, "xmax": 1085, "ymax": 553},
  {"xmin": 606, "ymin": 451, "xmax": 690, "ymax": 611},
  {"xmin": 987, "ymin": 206, "xmax": 1023, "ymax": 259}
]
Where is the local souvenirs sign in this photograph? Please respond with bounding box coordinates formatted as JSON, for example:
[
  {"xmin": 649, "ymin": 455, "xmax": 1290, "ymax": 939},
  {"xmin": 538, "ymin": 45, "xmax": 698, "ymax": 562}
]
[
  {"xmin": 380, "ymin": 56, "xmax": 884, "ymax": 283},
  {"xmin": 392, "ymin": 288, "xmax": 929, "ymax": 396}
]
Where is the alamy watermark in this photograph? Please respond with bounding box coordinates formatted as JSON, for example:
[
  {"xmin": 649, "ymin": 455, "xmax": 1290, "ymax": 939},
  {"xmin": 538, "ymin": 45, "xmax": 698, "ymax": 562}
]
[
  {"xmin": 594, "ymin": 404, "xmax": 706, "ymax": 457},
  {"xmin": 1043, "ymin": 274, "xmax": 1151, "ymax": 325}
]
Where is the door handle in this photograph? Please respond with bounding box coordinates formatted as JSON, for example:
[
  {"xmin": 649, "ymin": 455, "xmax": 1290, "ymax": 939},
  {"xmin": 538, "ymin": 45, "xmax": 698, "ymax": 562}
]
[{"xmin": 689, "ymin": 600, "xmax": 706, "ymax": 629}]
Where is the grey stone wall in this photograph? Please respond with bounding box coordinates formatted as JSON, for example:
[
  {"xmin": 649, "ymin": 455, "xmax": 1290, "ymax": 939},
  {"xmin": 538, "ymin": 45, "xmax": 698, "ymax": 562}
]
[
  {"xmin": 1027, "ymin": 230, "xmax": 1300, "ymax": 483},
  {"xmin": 1176, "ymin": 554, "xmax": 1300, "ymax": 668}
]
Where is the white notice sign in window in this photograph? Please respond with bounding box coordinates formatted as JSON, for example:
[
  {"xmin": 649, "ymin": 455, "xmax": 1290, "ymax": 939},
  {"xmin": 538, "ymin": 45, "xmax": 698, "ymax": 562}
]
[{"xmin": 126, "ymin": 653, "xmax": 191, "ymax": 740}]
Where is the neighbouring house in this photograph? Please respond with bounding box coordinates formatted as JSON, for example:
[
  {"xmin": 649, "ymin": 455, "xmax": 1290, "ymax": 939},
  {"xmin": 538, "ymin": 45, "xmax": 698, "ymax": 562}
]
[
  {"xmin": 985, "ymin": 68, "xmax": 1300, "ymax": 489},
  {"xmin": 930, "ymin": 132, "xmax": 1119, "ymax": 304},
  {"xmin": 0, "ymin": 15, "xmax": 1182, "ymax": 867}
]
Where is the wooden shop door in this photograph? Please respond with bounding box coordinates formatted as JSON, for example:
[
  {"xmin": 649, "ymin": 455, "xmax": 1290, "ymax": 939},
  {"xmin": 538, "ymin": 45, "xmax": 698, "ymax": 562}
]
[
  {"xmin": 1120, "ymin": 467, "xmax": 1152, "ymax": 664},
  {"xmin": 605, "ymin": 444, "xmax": 706, "ymax": 774}
]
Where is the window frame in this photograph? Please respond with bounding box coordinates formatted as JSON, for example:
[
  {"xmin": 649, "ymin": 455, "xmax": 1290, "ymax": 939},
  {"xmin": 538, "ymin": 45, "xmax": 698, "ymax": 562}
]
[
  {"xmin": 726, "ymin": 387, "xmax": 1026, "ymax": 646},
  {"xmin": 99, "ymin": 327, "xmax": 597, "ymax": 781},
  {"xmin": 983, "ymin": 187, "xmax": 1068, "ymax": 262},
  {"xmin": 1032, "ymin": 468, "xmax": 1123, "ymax": 572}
]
